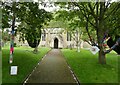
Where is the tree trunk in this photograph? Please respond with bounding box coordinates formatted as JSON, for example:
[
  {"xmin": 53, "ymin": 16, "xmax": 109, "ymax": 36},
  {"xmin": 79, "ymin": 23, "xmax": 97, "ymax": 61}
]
[
  {"xmin": 77, "ymin": 42, "xmax": 80, "ymax": 52},
  {"xmin": 9, "ymin": 2, "xmax": 16, "ymax": 64},
  {"xmin": 33, "ymin": 46, "xmax": 38, "ymax": 53},
  {"xmin": 77, "ymin": 28, "xmax": 80, "ymax": 52},
  {"xmin": 97, "ymin": 29, "xmax": 106, "ymax": 64},
  {"xmin": 77, "ymin": 45, "xmax": 80, "ymax": 52},
  {"xmin": 95, "ymin": 2, "xmax": 106, "ymax": 64},
  {"xmin": 98, "ymin": 45, "xmax": 106, "ymax": 64}
]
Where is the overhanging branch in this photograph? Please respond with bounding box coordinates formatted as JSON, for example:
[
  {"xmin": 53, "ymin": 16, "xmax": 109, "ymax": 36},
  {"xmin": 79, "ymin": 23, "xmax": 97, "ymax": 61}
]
[
  {"xmin": 72, "ymin": 2, "xmax": 97, "ymax": 29},
  {"xmin": 104, "ymin": 3, "xmax": 120, "ymax": 20}
]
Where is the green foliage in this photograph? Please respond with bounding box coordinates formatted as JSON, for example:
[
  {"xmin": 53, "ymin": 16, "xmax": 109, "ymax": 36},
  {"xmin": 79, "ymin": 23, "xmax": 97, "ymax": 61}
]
[
  {"xmin": 2, "ymin": 2, "xmax": 12, "ymax": 29},
  {"xmin": 2, "ymin": 2, "xmax": 53, "ymax": 48},
  {"xmin": 56, "ymin": 2, "xmax": 120, "ymax": 41},
  {"xmin": 17, "ymin": 2, "xmax": 52, "ymax": 48},
  {"xmin": 54, "ymin": 4, "xmax": 96, "ymax": 42},
  {"xmin": 2, "ymin": 31, "xmax": 10, "ymax": 43},
  {"xmin": 105, "ymin": 2, "xmax": 120, "ymax": 39},
  {"xmin": 55, "ymin": 2, "xmax": 120, "ymax": 64},
  {"xmin": 46, "ymin": 19, "xmax": 68, "ymax": 28}
]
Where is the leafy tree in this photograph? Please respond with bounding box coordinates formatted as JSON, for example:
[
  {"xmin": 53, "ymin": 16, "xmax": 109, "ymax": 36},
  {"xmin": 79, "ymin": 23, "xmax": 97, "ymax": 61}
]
[
  {"xmin": 74, "ymin": 2, "xmax": 120, "ymax": 64},
  {"xmin": 2, "ymin": 1, "xmax": 52, "ymax": 53},
  {"xmin": 55, "ymin": 1, "xmax": 120, "ymax": 64},
  {"xmin": 54, "ymin": 5, "xmax": 93, "ymax": 52},
  {"xmin": 17, "ymin": 2, "xmax": 52, "ymax": 52}
]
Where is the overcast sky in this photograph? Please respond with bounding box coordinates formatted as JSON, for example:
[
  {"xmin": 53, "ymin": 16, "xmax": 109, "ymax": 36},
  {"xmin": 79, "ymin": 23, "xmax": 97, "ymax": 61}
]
[
  {"xmin": 33, "ymin": 0, "xmax": 118, "ymax": 12},
  {"xmin": 1, "ymin": 0, "xmax": 118, "ymax": 12}
]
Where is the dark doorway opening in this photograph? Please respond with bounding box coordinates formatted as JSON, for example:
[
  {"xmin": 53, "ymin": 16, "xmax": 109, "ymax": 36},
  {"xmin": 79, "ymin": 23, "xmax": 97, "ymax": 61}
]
[{"xmin": 54, "ymin": 38, "xmax": 58, "ymax": 49}]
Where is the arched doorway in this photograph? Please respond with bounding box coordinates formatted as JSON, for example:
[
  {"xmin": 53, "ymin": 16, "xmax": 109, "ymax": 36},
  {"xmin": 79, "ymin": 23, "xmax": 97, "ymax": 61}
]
[{"xmin": 54, "ymin": 38, "xmax": 58, "ymax": 49}]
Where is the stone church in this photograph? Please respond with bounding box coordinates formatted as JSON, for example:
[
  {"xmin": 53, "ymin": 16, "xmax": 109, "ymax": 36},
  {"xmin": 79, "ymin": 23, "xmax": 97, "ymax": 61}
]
[
  {"xmin": 40, "ymin": 28, "xmax": 74, "ymax": 49},
  {"xmin": 15, "ymin": 28, "xmax": 90, "ymax": 49}
]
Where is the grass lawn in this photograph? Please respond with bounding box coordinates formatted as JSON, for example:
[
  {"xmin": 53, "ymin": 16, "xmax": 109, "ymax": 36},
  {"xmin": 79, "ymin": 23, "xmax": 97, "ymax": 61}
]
[
  {"xmin": 61, "ymin": 49, "xmax": 118, "ymax": 83},
  {"xmin": 0, "ymin": 51, "xmax": 1, "ymax": 85},
  {"xmin": 2, "ymin": 46, "xmax": 51, "ymax": 84}
]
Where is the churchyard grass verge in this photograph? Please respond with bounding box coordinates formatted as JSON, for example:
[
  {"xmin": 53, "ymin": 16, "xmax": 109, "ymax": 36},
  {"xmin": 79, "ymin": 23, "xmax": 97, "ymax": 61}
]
[
  {"xmin": 61, "ymin": 49, "xmax": 118, "ymax": 83},
  {"xmin": 2, "ymin": 46, "xmax": 50, "ymax": 84}
]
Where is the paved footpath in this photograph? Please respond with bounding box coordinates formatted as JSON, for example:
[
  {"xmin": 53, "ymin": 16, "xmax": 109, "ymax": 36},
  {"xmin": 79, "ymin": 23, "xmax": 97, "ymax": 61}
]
[{"xmin": 25, "ymin": 49, "xmax": 78, "ymax": 84}]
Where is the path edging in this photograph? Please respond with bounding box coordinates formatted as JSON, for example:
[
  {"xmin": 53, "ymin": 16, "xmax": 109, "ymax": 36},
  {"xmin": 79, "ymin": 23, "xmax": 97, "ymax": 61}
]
[
  {"xmin": 60, "ymin": 49, "xmax": 80, "ymax": 85},
  {"xmin": 22, "ymin": 48, "xmax": 52, "ymax": 85}
]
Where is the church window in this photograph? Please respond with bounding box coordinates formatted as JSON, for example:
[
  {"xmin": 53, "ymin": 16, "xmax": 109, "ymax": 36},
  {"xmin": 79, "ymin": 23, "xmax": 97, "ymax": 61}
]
[
  {"xmin": 42, "ymin": 30, "xmax": 46, "ymax": 41},
  {"xmin": 67, "ymin": 31, "xmax": 71, "ymax": 41}
]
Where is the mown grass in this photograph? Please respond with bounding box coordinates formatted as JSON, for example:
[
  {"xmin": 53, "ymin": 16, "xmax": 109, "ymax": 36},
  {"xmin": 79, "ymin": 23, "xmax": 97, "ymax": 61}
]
[
  {"xmin": 2, "ymin": 46, "xmax": 50, "ymax": 84},
  {"xmin": 0, "ymin": 51, "xmax": 1, "ymax": 85},
  {"xmin": 61, "ymin": 49, "xmax": 118, "ymax": 83}
]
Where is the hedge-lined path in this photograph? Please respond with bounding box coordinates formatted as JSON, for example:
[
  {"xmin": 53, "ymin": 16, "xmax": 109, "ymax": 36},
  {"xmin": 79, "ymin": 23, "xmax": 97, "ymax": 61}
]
[{"xmin": 25, "ymin": 49, "xmax": 78, "ymax": 84}]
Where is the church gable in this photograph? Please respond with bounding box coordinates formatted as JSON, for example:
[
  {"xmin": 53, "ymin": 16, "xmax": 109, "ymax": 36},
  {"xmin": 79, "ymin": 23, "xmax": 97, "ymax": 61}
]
[{"xmin": 40, "ymin": 28, "xmax": 71, "ymax": 48}]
